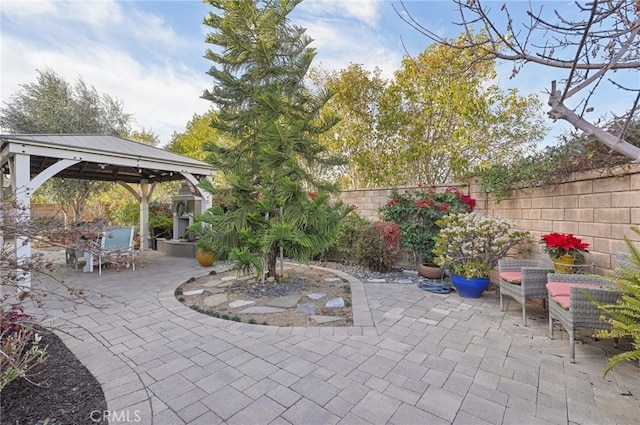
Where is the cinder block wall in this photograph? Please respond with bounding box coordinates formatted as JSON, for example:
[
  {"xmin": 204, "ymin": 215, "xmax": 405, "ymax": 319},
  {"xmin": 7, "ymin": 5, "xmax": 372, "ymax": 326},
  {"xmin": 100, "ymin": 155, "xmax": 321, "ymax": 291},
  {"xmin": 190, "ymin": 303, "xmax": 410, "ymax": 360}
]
[
  {"xmin": 471, "ymin": 164, "xmax": 640, "ymax": 274},
  {"xmin": 337, "ymin": 165, "xmax": 640, "ymax": 274}
]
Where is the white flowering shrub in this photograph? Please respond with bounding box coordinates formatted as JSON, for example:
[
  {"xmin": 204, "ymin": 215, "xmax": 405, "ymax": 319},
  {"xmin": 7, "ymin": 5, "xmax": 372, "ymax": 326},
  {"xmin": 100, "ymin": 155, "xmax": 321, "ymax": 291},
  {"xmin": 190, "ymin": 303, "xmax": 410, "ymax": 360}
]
[{"xmin": 433, "ymin": 212, "xmax": 531, "ymax": 278}]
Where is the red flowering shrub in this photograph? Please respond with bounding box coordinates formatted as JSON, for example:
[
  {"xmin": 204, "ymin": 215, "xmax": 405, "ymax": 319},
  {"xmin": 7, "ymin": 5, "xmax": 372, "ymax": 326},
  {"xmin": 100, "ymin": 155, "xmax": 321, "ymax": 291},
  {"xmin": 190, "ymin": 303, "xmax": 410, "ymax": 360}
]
[
  {"xmin": 541, "ymin": 233, "xmax": 590, "ymax": 262},
  {"xmin": 379, "ymin": 185, "xmax": 476, "ymax": 264},
  {"xmin": 358, "ymin": 221, "xmax": 402, "ymax": 272}
]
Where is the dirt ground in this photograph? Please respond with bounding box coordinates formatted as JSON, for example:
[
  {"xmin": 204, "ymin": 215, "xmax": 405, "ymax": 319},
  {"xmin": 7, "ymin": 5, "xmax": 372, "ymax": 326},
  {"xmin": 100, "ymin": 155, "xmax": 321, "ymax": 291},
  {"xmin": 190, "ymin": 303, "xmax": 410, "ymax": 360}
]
[{"xmin": 176, "ymin": 264, "xmax": 353, "ymax": 327}]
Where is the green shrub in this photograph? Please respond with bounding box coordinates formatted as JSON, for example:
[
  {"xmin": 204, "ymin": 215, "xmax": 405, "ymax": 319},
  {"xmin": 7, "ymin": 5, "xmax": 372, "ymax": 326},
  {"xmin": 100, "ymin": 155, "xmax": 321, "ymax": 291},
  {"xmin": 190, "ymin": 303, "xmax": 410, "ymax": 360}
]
[
  {"xmin": 334, "ymin": 211, "xmax": 369, "ymax": 264},
  {"xmin": 357, "ymin": 221, "xmax": 402, "ymax": 272}
]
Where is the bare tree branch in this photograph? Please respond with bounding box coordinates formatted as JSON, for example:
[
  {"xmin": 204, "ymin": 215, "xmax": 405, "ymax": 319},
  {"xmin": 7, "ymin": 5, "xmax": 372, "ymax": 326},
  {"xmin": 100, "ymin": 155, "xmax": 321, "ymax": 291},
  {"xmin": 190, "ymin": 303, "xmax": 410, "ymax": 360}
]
[{"xmin": 397, "ymin": 0, "xmax": 640, "ymax": 163}]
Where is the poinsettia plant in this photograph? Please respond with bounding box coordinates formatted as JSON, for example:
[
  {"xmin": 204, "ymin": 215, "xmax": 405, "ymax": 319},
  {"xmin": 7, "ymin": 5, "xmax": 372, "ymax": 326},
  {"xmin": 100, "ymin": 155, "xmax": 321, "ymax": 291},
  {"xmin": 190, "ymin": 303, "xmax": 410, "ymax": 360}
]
[
  {"xmin": 540, "ymin": 233, "xmax": 589, "ymax": 262},
  {"xmin": 379, "ymin": 185, "xmax": 476, "ymax": 265}
]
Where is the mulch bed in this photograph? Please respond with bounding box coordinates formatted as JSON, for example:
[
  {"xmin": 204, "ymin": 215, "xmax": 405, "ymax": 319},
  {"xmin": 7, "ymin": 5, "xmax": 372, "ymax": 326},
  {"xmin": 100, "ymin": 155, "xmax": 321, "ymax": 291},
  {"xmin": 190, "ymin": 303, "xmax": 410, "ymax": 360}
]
[{"xmin": 1, "ymin": 330, "xmax": 107, "ymax": 425}]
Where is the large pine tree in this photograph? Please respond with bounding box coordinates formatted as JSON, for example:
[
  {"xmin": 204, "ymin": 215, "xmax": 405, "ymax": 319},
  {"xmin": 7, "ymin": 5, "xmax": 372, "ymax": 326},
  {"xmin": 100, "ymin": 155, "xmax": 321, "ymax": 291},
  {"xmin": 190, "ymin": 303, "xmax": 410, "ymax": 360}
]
[{"xmin": 199, "ymin": 0, "xmax": 347, "ymax": 280}]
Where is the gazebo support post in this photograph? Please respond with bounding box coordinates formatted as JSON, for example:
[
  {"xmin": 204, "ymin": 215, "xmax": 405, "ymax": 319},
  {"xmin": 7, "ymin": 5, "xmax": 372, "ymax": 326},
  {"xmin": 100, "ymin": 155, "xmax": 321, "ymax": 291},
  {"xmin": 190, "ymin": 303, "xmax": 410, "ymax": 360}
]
[{"xmin": 12, "ymin": 153, "xmax": 32, "ymax": 290}]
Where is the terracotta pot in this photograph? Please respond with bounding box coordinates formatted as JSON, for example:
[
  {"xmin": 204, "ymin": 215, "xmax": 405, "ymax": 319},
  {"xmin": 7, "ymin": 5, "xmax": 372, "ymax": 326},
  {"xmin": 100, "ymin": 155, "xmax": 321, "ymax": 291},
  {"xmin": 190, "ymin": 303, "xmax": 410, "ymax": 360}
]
[
  {"xmin": 196, "ymin": 248, "xmax": 215, "ymax": 267},
  {"xmin": 417, "ymin": 263, "xmax": 444, "ymax": 279}
]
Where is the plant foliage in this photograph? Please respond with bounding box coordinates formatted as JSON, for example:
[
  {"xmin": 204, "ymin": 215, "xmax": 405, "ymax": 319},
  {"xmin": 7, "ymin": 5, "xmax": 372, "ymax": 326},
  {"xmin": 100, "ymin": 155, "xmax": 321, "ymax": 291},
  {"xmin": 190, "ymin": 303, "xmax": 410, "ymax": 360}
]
[
  {"xmin": 199, "ymin": 0, "xmax": 349, "ymax": 280},
  {"xmin": 540, "ymin": 233, "xmax": 589, "ymax": 262},
  {"xmin": 357, "ymin": 221, "xmax": 402, "ymax": 272},
  {"xmin": 379, "ymin": 185, "xmax": 475, "ymax": 265},
  {"xmin": 476, "ymin": 118, "xmax": 640, "ymax": 200},
  {"xmin": 595, "ymin": 227, "xmax": 640, "ymax": 376},
  {"xmin": 433, "ymin": 213, "xmax": 531, "ymax": 278}
]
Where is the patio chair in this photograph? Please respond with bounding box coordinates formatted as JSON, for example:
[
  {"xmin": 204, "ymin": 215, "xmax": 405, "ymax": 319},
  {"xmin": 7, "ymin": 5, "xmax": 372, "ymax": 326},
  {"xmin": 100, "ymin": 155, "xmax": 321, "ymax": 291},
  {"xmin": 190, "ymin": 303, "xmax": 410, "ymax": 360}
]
[
  {"xmin": 96, "ymin": 226, "xmax": 136, "ymax": 275},
  {"xmin": 546, "ymin": 272, "xmax": 621, "ymax": 363},
  {"xmin": 498, "ymin": 257, "xmax": 554, "ymax": 326}
]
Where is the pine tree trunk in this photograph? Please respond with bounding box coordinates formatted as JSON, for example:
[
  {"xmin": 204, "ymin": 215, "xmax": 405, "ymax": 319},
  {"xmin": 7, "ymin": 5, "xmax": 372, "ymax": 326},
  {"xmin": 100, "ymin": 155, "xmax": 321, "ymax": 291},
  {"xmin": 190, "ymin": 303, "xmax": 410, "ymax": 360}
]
[{"xmin": 266, "ymin": 248, "xmax": 278, "ymax": 281}]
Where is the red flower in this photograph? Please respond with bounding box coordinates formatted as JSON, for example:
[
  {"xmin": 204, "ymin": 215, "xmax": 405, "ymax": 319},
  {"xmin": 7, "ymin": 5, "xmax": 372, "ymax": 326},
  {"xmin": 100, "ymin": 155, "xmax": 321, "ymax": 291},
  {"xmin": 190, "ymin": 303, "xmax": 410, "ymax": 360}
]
[
  {"xmin": 417, "ymin": 201, "xmax": 425, "ymax": 209},
  {"xmin": 541, "ymin": 233, "xmax": 590, "ymax": 259},
  {"xmin": 438, "ymin": 204, "xmax": 448, "ymax": 211},
  {"xmin": 388, "ymin": 199, "xmax": 398, "ymax": 206},
  {"xmin": 308, "ymin": 192, "xmax": 318, "ymax": 199},
  {"xmin": 426, "ymin": 200, "xmax": 434, "ymax": 206}
]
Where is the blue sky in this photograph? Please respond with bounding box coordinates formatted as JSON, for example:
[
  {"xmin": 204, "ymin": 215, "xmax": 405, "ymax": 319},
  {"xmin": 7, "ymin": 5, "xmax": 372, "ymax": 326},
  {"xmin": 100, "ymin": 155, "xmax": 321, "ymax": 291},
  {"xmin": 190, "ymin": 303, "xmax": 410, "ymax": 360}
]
[{"xmin": 1, "ymin": 0, "xmax": 634, "ymax": 147}]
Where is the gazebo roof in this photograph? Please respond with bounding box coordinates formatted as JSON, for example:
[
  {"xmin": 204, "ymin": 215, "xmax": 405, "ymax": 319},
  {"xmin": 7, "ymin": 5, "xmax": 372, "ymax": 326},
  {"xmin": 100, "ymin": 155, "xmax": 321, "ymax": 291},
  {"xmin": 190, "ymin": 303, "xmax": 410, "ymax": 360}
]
[{"xmin": 0, "ymin": 134, "xmax": 213, "ymax": 183}]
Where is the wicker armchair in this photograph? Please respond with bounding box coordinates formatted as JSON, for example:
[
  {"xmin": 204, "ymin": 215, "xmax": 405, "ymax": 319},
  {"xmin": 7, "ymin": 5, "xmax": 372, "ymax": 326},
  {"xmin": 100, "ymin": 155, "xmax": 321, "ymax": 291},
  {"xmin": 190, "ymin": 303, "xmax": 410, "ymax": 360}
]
[
  {"xmin": 498, "ymin": 258, "xmax": 553, "ymax": 326},
  {"xmin": 547, "ymin": 273, "xmax": 622, "ymax": 363}
]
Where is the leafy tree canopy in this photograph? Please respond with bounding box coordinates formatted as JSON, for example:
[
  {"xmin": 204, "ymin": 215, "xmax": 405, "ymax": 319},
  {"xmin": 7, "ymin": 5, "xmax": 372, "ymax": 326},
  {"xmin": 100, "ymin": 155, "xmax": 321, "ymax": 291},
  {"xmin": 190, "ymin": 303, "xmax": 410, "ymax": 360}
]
[
  {"xmin": 0, "ymin": 68, "xmax": 133, "ymax": 222},
  {"xmin": 311, "ymin": 34, "xmax": 547, "ymax": 187}
]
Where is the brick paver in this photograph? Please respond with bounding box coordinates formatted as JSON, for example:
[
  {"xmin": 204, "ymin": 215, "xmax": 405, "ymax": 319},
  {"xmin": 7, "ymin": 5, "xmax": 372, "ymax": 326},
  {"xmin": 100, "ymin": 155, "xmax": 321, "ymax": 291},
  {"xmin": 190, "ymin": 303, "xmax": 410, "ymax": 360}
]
[{"xmin": 32, "ymin": 252, "xmax": 640, "ymax": 424}]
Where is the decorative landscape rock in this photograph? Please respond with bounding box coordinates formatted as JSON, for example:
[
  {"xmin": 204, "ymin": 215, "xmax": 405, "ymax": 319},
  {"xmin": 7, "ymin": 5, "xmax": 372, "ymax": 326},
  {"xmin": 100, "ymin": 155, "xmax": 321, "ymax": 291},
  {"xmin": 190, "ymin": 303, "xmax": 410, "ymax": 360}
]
[
  {"xmin": 203, "ymin": 281, "xmax": 221, "ymax": 288},
  {"xmin": 267, "ymin": 294, "xmax": 301, "ymax": 308},
  {"xmin": 325, "ymin": 297, "xmax": 345, "ymax": 309},
  {"xmin": 307, "ymin": 293, "xmax": 326, "ymax": 300},
  {"xmin": 229, "ymin": 300, "xmax": 255, "ymax": 308},
  {"xmin": 240, "ymin": 306, "xmax": 285, "ymax": 314},
  {"xmin": 324, "ymin": 277, "xmax": 341, "ymax": 283},
  {"xmin": 203, "ymin": 294, "xmax": 228, "ymax": 307},
  {"xmin": 310, "ymin": 315, "xmax": 344, "ymax": 324},
  {"xmin": 367, "ymin": 278, "xmax": 387, "ymax": 283},
  {"xmin": 182, "ymin": 289, "xmax": 204, "ymax": 296},
  {"xmin": 221, "ymin": 276, "xmax": 236, "ymax": 282},
  {"xmin": 297, "ymin": 303, "xmax": 317, "ymax": 315}
]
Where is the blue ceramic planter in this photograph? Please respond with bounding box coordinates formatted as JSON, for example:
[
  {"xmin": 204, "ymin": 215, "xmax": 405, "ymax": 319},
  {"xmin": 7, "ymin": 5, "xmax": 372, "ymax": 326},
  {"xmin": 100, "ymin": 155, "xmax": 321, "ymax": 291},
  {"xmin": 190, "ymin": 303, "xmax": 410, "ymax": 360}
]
[{"xmin": 450, "ymin": 275, "xmax": 490, "ymax": 298}]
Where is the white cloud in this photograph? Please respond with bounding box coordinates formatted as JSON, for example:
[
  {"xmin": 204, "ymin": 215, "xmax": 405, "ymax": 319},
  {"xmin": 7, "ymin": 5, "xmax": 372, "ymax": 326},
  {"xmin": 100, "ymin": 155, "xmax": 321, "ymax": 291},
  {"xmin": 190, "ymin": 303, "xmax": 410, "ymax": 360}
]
[
  {"xmin": 298, "ymin": 18, "xmax": 402, "ymax": 79},
  {"xmin": 0, "ymin": 1, "xmax": 213, "ymax": 144},
  {"xmin": 1, "ymin": 33, "xmax": 210, "ymax": 144},
  {"xmin": 299, "ymin": 0, "xmax": 381, "ymax": 26}
]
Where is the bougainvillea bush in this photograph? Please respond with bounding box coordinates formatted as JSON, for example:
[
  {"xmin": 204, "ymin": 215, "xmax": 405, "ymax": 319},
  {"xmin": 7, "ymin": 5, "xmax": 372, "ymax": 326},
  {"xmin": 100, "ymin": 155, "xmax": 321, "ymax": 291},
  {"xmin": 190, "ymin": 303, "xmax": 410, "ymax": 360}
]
[
  {"xmin": 379, "ymin": 185, "xmax": 476, "ymax": 265},
  {"xmin": 357, "ymin": 221, "xmax": 402, "ymax": 272}
]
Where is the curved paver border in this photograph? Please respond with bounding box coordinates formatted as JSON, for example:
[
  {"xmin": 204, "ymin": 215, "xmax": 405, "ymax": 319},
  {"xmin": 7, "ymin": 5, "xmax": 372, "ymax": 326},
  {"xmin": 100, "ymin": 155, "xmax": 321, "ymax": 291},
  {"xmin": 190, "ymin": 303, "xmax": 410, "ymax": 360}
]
[{"xmin": 158, "ymin": 262, "xmax": 376, "ymax": 336}]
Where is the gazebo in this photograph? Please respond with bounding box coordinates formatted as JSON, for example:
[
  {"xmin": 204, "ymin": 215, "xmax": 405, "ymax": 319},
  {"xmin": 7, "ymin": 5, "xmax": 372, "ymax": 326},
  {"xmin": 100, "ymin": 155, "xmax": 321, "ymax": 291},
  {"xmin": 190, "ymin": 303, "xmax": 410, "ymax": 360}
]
[{"xmin": 0, "ymin": 134, "xmax": 214, "ymax": 287}]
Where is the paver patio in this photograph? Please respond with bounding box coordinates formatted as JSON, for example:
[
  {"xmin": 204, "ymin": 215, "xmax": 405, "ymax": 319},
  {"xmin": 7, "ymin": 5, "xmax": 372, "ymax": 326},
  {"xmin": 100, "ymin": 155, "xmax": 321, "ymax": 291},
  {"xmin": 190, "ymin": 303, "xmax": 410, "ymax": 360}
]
[{"xmin": 34, "ymin": 251, "xmax": 639, "ymax": 424}]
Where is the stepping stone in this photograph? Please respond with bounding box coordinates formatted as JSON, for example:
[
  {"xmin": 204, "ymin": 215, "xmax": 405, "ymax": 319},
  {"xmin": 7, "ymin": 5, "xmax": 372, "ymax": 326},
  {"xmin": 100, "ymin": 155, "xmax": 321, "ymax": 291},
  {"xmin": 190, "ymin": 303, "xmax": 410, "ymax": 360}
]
[
  {"xmin": 395, "ymin": 279, "xmax": 414, "ymax": 284},
  {"xmin": 183, "ymin": 289, "xmax": 204, "ymax": 296},
  {"xmin": 221, "ymin": 276, "xmax": 236, "ymax": 282},
  {"xmin": 325, "ymin": 297, "xmax": 345, "ymax": 309},
  {"xmin": 310, "ymin": 315, "xmax": 344, "ymax": 324},
  {"xmin": 307, "ymin": 293, "xmax": 326, "ymax": 300},
  {"xmin": 297, "ymin": 303, "xmax": 317, "ymax": 315},
  {"xmin": 324, "ymin": 277, "xmax": 341, "ymax": 283},
  {"xmin": 268, "ymin": 295, "xmax": 301, "ymax": 308},
  {"xmin": 367, "ymin": 278, "xmax": 387, "ymax": 283},
  {"xmin": 229, "ymin": 300, "xmax": 255, "ymax": 308},
  {"xmin": 203, "ymin": 294, "xmax": 227, "ymax": 307},
  {"xmin": 203, "ymin": 281, "xmax": 220, "ymax": 288},
  {"xmin": 240, "ymin": 306, "xmax": 285, "ymax": 314}
]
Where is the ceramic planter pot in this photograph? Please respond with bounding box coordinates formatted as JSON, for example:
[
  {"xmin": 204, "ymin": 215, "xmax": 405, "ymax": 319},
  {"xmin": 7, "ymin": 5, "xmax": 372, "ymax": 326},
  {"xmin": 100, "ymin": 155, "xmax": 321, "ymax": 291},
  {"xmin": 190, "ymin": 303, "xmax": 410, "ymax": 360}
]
[
  {"xmin": 552, "ymin": 254, "xmax": 575, "ymax": 274},
  {"xmin": 196, "ymin": 248, "xmax": 215, "ymax": 267},
  {"xmin": 450, "ymin": 274, "xmax": 490, "ymax": 298},
  {"xmin": 417, "ymin": 263, "xmax": 445, "ymax": 279}
]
